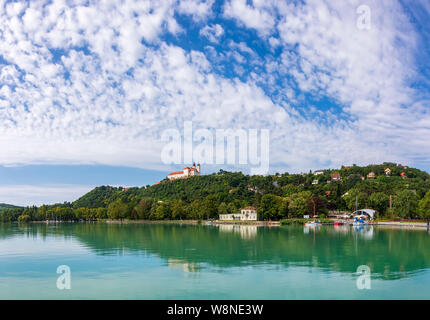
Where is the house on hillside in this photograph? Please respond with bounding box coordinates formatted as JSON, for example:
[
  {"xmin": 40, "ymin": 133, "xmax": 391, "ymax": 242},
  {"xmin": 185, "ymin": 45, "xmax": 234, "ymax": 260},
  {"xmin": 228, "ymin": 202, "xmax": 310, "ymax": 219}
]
[
  {"xmin": 314, "ymin": 170, "xmax": 324, "ymax": 175},
  {"xmin": 385, "ymin": 168, "xmax": 392, "ymax": 176},
  {"xmin": 367, "ymin": 172, "xmax": 376, "ymax": 179},
  {"xmin": 331, "ymin": 173, "xmax": 341, "ymax": 181}
]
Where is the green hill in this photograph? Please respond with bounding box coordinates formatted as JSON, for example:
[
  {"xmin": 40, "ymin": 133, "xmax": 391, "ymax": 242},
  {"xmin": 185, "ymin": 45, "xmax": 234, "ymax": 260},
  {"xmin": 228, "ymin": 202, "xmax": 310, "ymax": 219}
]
[
  {"xmin": 0, "ymin": 203, "xmax": 22, "ymax": 212},
  {"xmin": 2, "ymin": 163, "xmax": 430, "ymax": 222}
]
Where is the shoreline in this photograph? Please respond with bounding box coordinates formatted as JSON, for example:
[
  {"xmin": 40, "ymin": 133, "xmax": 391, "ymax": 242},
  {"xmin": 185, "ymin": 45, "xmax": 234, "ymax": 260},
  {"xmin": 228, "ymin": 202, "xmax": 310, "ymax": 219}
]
[
  {"xmin": 370, "ymin": 221, "xmax": 429, "ymax": 229},
  {"xmin": 26, "ymin": 219, "xmax": 429, "ymax": 229},
  {"xmin": 103, "ymin": 219, "xmax": 281, "ymax": 226}
]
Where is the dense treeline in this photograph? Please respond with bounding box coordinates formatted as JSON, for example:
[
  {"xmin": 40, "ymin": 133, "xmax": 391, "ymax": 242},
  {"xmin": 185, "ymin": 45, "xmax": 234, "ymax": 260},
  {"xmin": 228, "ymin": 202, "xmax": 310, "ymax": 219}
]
[
  {"xmin": 2, "ymin": 163, "xmax": 430, "ymax": 222},
  {"xmin": 0, "ymin": 203, "xmax": 22, "ymax": 213}
]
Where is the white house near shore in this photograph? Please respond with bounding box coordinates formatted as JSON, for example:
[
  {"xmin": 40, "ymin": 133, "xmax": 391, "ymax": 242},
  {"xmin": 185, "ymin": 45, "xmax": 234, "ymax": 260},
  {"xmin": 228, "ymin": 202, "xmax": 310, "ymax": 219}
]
[{"xmin": 219, "ymin": 206, "xmax": 258, "ymax": 221}]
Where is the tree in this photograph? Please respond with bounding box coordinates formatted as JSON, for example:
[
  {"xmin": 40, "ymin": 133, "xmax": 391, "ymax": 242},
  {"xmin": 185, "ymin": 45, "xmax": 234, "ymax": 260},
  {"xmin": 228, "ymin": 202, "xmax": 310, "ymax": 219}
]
[
  {"xmin": 172, "ymin": 200, "xmax": 186, "ymax": 220},
  {"xmin": 202, "ymin": 198, "xmax": 218, "ymax": 219},
  {"xmin": 393, "ymin": 190, "xmax": 419, "ymax": 219},
  {"xmin": 260, "ymin": 194, "xmax": 284, "ymax": 220},
  {"xmin": 218, "ymin": 202, "xmax": 228, "ymax": 216},
  {"xmin": 368, "ymin": 192, "xmax": 390, "ymax": 217},
  {"xmin": 133, "ymin": 200, "xmax": 151, "ymax": 219},
  {"xmin": 107, "ymin": 199, "xmax": 129, "ymax": 220},
  {"xmin": 96, "ymin": 207, "xmax": 107, "ymax": 219},
  {"xmin": 419, "ymin": 191, "xmax": 430, "ymax": 220},
  {"xmin": 227, "ymin": 202, "xmax": 237, "ymax": 214},
  {"xmin": 155, "ymin": 205, "xmax": 167, "ymax": 220},
  {"xmin": 18, "ymin": 215, "xmax": 31, "ymax": 223},
  {"xmin": 307, "ymin": 196, "xmax": 327, "ymax": 217},
  {"xmin": 344, "ymin": 188, "xmax": 368, "ymax": 211},
  {"xmin": 288, "ymin": 191, "xmax": 312, "ymax": 218}
]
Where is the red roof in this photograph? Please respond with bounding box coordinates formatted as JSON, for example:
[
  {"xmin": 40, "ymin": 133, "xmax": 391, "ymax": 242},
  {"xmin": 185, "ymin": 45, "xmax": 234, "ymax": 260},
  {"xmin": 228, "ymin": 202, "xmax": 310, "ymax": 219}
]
[
  {"xmin": 331, "ymin": 173, "xmax": 341, "ymax": 178},
  {"xmin": 168, "ymin": 171, "xmax": 184, "ymax": 176},
  {"xmin": 242, "ymin": 206, "xmax": 256, "ymax": 210}
]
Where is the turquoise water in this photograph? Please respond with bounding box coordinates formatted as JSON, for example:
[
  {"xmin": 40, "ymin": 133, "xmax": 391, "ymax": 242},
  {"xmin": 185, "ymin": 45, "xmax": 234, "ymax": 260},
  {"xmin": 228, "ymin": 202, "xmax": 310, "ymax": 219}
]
[{"xmin": 1, "ymin": 222, "xmax": 430, "ymax": 299}]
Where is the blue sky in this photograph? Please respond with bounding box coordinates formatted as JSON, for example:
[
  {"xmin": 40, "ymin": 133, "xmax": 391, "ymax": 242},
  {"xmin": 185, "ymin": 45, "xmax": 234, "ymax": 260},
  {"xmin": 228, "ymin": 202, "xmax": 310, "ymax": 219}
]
[{"xmin": 0, "ymin": 0, "xmax": 430, "ymax": 205}]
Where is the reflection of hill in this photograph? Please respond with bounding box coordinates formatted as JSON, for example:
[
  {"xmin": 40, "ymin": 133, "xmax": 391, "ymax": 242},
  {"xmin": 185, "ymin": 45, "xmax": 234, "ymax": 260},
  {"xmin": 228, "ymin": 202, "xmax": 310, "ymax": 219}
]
[{"xmin": 5, "ymin": 223, "xmax": 430, "ymax": 280}]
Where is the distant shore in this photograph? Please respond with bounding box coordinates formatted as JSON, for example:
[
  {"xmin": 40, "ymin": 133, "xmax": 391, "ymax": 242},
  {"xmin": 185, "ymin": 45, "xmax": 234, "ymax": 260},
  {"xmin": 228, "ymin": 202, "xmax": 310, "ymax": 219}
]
[
  {"xmin": 101, "ymin": 219, "xmax": 429, "ymax": 229},
  {"xmin": 26, "ymin": 219, "xmax": 430, "ymax": 229},
  {"xmin": 103, "ymin": 219, "xmax": 281, "ymax": 226},
  {"xmin": 370, "ymin": 221, "xmax": 429, "ymax": 229}
]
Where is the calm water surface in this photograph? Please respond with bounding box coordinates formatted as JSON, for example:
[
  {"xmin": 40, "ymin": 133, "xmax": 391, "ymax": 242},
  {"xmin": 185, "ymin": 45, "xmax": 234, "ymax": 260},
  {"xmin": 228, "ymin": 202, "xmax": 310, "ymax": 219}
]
[{"xmin": 1, "ymin": 222, "xmax": 430, "ymax": 299}]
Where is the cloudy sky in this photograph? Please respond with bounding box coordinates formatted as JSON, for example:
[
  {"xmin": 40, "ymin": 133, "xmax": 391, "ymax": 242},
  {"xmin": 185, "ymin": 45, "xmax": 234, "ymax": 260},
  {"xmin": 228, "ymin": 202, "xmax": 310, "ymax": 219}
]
[{"xmin": 1, "ymin": 0, "xmax": 429, "ymax": 205}]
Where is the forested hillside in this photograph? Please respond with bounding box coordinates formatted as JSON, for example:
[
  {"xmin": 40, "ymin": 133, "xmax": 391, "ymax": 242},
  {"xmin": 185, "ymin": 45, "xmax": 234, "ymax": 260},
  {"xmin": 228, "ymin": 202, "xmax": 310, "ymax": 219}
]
[
  {"xmin": 0, "ymin": 203, "xmax": 22, "ymax": 213},
  {"xmin": 2, "ymin": 163, "xmax": 430, "ymax": 222}
]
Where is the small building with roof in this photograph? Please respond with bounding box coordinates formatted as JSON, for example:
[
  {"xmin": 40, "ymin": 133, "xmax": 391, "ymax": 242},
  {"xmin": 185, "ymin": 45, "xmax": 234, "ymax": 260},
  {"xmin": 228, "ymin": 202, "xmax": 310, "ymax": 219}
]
[
  {"xmin": 331, "ymin": 172, "xmax": 341, "ymax": 181},
  {"xmin": 352, "ymin": 209, "xmax": 376, "ymax": 220},
  {"xmin": 367, "ymin": 172, "xmax": 376, "ymax": 179}
]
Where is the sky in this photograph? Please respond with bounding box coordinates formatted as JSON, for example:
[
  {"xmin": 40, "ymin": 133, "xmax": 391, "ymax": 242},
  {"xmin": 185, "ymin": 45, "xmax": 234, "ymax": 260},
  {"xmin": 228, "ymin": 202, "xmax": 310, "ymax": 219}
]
[{"xmin": 0, "ymin": 0, "xmax": 430, "ymax": 206}]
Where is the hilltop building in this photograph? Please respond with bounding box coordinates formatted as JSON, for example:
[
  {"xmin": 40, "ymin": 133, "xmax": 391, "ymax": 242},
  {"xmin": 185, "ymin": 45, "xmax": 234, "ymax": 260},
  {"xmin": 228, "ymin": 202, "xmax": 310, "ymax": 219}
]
[
  {"xmin": 219, "ymin": 206, "xmax": 257, "ymax": 221},
  {"xmin": 167, "ymin": 163, "xmax": 201, "ymax": 181}
]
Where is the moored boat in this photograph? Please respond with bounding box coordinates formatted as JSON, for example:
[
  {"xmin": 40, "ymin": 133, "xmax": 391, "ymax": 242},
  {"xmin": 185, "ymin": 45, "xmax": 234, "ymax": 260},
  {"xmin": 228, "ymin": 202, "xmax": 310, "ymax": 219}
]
[
  {"xmin": 352, "ymin": 216, "xmax": 368, "ymax": 226},
  {"xmin": 305, "ymin": 220, "xmax": 322, "ymax": 227}
]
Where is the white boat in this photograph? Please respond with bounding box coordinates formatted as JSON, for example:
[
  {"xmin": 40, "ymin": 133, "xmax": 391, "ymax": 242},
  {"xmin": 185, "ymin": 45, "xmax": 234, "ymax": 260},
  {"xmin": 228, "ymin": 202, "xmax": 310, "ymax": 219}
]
[{"xmin": 305, "ymin": 221, "xmax": 322, "ymax": 227}]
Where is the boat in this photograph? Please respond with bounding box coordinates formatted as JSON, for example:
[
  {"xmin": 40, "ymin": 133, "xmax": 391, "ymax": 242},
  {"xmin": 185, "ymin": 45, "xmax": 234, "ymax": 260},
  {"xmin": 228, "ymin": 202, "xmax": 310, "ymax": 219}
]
[
  {"xmin": 352, "ymin": 216, "xmax": 368, "ymax": 226},
  {"xmin": 334, "ymin": 221, "xmax": 345, "ymax": 226},
  {"xmin": 305, "ymin": 220, "xmax": 322, "ymax": 227}
]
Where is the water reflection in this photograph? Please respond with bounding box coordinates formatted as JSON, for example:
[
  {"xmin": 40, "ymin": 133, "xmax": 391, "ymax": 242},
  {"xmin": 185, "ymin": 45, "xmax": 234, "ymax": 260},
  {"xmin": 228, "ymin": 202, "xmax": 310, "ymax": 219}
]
[
  {"xmin": 352, "ymin": 225, "xmax": 374, "ymax": 240},
  {"xmin": 218, "ymin": 224, "xmax": 257, "ymax": 239},
  {"xmin": 1, "ymin": 222, "xmax": 430, "ymax": 281},
  {"xmin": 168, "ymin": 258, "xmax": 201, "ymax": 274}
]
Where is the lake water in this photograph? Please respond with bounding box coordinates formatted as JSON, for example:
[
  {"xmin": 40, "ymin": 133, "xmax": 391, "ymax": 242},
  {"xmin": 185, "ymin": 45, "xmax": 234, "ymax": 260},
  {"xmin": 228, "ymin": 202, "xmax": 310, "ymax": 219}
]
[{"xmin": 1, "ymin": 222, "xmax": 430, "ymax": 299}]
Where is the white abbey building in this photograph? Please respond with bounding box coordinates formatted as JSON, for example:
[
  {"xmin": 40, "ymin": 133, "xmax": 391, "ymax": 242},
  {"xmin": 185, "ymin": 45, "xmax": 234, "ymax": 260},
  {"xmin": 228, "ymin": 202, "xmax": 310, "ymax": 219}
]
[
  {"xmin": 219, "ymin": 206, "xmax": 258, "ymax": 221},
  {"xmin": 167, "ymin": 163, "xmax": 201, "ymax": 180}
]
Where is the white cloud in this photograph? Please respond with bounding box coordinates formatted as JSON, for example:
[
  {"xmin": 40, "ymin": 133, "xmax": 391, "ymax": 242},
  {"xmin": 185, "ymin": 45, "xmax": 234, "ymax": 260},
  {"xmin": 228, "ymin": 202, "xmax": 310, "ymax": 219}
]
[
  {"xmin": 0, "ymin": 0, "xmax": 428, "ymax": 178},
  {"xmin": 223, "ymin": 0, "xmax": 276, "ymax": 36},
  {"xmin": 177, "ymin": 0, "xmax": 214, "ymax": 21},
  {"xmin": 199, "ymin": 24, "xmax": 224, "ymax": 43},
  {"xmin": 0, "ymin": 185, "xmax": 94, "ymax": 206}
]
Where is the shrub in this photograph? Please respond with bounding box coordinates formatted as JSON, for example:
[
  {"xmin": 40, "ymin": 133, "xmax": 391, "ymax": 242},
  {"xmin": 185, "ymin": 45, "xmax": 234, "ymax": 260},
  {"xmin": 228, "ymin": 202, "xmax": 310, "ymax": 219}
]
[{"xmin": 18, "ymin": 215, "xmax": 31, "ymax": 223}]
